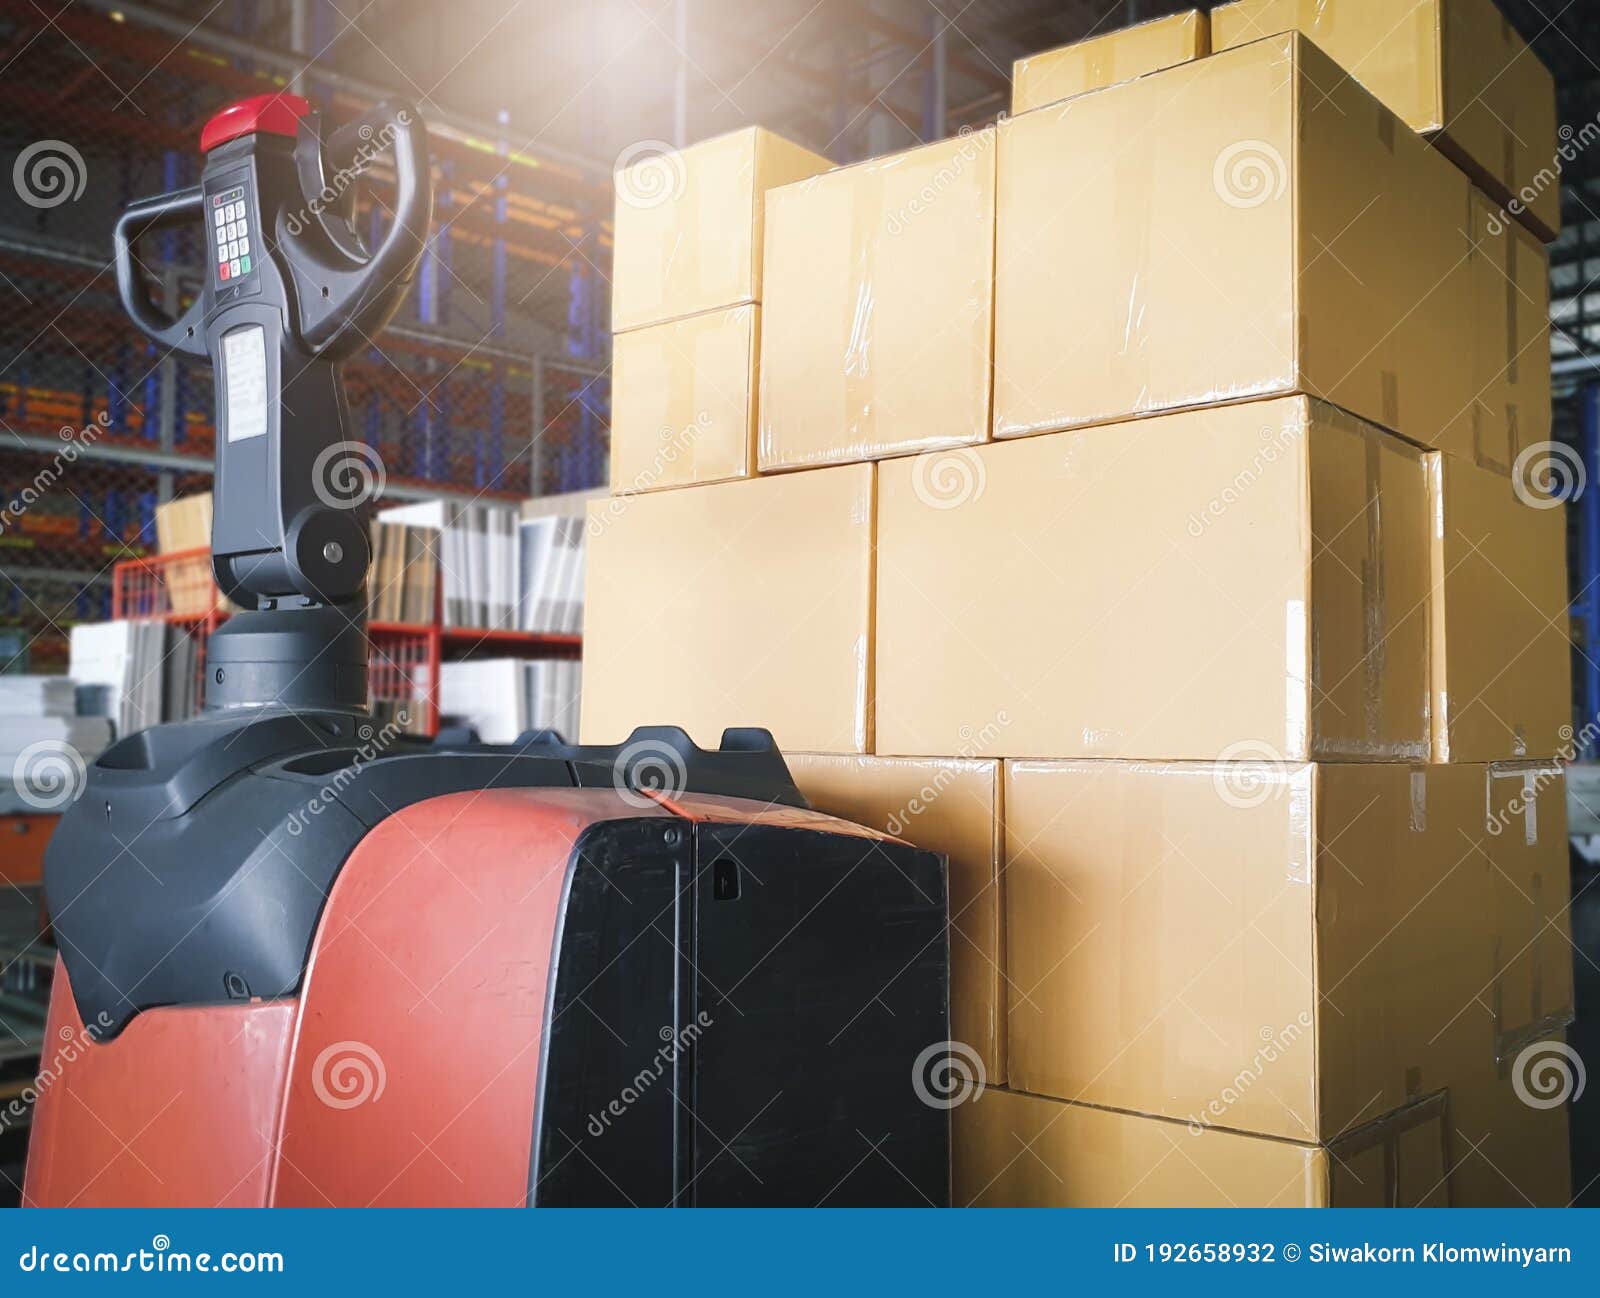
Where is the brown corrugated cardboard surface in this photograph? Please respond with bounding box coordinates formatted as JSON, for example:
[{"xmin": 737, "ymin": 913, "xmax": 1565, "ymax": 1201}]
[
  {"xmin": 581, "ymin": 464, "xmax": 875, "ymax": 753},
  {"xmin": 1479, "ymin": 763, "xmax": 1576, "ymax": 1057},
  {"xmin": 1011, "ymin": 10, "xmax": 1209, "ymax": 114},
  {"xmin": 610, "ymin": 305, "xmax": 759, "ymax": 494},
  {"xmin": 1420, "ymin": 763, "xmax": 1573, "ymax": 1207},
  {"xmin": 787, "ymin": 754, "xmax": 1006, "ymax": 1083},
  {"xmin": 994, "ymin": 33, "xmax": 1476, "ymax": 448},
  {"xmin": 994, "ymin": 757, "xmax": 1573, "ymax": 1202},
  {"xmin": 953, "ymin": 1087, "xmax": 1451, "ymax": 1207},
  {"xmin": 875, "ymin": 396, "xmax": 1430, "ymax": 761},
  {"xmin": 1505, "ymin": 218, "xmax": 1554, "ymax": 461},
  {"xmin": 1446, "ymin": 1038, "xmax": 1573, "ymax": 1208},
  {"xmin": 1211, "ymin": 0, "xmax": 1559, "ymax": 240},
  {"xmin": 1466, "ymin": 190, "xmax": 1553, "ymax": 476},
  {"xmin": 758, "ymin": 131, "xmax": 995, "ymax": 471},
  {"xmin": 1427, "ymin": 453, "xmax": 1570, "ymax": 762},
  {"xmin": 611, "ymin": 127, "xmax": 832, "ymax": 334}
]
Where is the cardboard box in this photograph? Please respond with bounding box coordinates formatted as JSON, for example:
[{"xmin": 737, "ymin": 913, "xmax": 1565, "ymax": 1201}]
[
  {"xmin": 1212, "ymin": 0, "xmax": 1560, "ymax": 241},
  {"xmin": 610, "ymin": 305, "xmax": 759, "ymax": 494},
  {"xmin": 954, "ymin": 1087, "xmax": 1452, "ymax": 1207},
  {"xmin": 1467, "ymin": 187, "xmax": 1552, "ymax": 474},
  {"xmin": 758, "ymin": 131, "xmax": 995, "ymax": 471},
  {"xmin": 875, "ymin": 396, "xmax": 1431, "ymax": 762},
  {"xmin": 994, "ymin": 33, "xmax": 1476, "ymax": 448},
  {"xmin": 787, "ymin": 754, "xmax": 1005, "ymax": 1083},
  {"xmin": 581, "ymin": 464, "xmax": 874, "ymax": 753},
  {"xmin": 1428, "ymin": 454, "xmax": 1570, "ymax": 762},
  {"xmin": 154, "ymin": 491, "xmax": 211, "ymax": 555},
  {"xmin": 1000, "ymin": 758, "xmax": 1574, "ymax": 1149},
  {"xmin": 611, "ymin": 127, "xmax": 832, "ymax": 334},
  {"xmin": 153, "ymin": 493, "xmax": 228, "ymax": 616},
  {"xmin": 1012, "ymin": 10, "xmax": 1209, "ymax": 114},
  {"xmin": 1476, "ymin": 764, "xmax": 1577, "ymax": 1064},
  {"xmin": 1409, "ymin": 765, "xmax": 1573, "ymax": 1207}
]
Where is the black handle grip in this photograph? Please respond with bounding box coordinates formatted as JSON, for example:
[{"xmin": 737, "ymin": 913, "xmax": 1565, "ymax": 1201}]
[
  {"xmin": 112, "ymin": 187, "xmax": 208, "ymax": 359},
  {"xmin": 298, "ymin": 101, "xmax": 432, "ymax": 355}
]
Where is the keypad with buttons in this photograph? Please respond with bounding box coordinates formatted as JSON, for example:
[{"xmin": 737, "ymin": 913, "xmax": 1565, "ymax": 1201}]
[{"xmin": 210, "ymin": 185, "xmax": 255, "ymax": 285}]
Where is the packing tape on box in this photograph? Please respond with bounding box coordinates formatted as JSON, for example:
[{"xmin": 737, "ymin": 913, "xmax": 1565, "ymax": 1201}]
[
  {"xmin": 852, "ymin": 630, "xmax": 872, "ymax": 754},
  {"xmin": 1380, "ymin": 371, "xmax": 1400, "ymax": 430},
  {"xmin": 1286, "ymin": 763, "xmax": 1313, "ymax": 883},
  {"xmin": 1113, "ymin": 127, "xmax": 1157, "ymax": 418},
  {"xmin": 816, "ymin": 133, "xmax": 993, "ymax": 462},
  {"xmin": 1109, "ymin": 760, "xmax": 1313, "ymax": 885},
  {"xmin": 1286, "ymin": 598, "xmax": 1308, "ymax": 758},
  {"xmin": 1362, "ymin": 433, "xmax": 1386, "ymax": 745},
  {"xmin": 1506, "ymin": 230, "xmax": 1521, "ymax": 388},
  {"xmin": 1326, "ymin": 1090, "xmax": 1450, "ymax": 1208},
  {"xmin": 1485, "ymin": 762, "xmax": 1575, "ymax": 1067},
  {"xmin": 1502, "ymin": 119, "xmax": 1518, "ymax": 214},
  {"xmin": 842, "ymin": 162, "xmax": 881, "ymax": 454}
]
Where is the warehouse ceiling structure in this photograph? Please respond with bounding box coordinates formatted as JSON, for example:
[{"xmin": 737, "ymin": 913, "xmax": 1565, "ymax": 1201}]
[{"xmin": 23, "ymin": 0, "xmax": 1600, "ymax": 368}]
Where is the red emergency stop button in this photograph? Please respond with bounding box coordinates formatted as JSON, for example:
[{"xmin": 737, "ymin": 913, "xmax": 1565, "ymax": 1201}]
[{"xmin": 201, "ymin": 93, "xmax": 311, "ymax": 152}]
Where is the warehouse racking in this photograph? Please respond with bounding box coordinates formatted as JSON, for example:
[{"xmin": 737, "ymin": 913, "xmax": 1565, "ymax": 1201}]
[{"xmin": 0, "ymin": 0, "xmax": 611, "ymax": 671}]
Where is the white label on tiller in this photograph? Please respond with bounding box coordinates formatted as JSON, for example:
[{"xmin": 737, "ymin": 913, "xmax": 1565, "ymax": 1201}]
[{"xmin": 222, "ymin": 325, "xmax": 268, "ymax": 442}]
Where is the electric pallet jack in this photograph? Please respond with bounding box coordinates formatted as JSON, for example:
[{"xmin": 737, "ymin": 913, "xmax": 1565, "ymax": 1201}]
[{"xmin": 22, "ymin": 95, "xmax": 950, "ymax": 1207}]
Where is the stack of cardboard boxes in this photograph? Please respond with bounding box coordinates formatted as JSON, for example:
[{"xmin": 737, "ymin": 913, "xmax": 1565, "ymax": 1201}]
[{"xmin": 586, "ymin": 0, "xmax": 1575, "ymax": 1207}]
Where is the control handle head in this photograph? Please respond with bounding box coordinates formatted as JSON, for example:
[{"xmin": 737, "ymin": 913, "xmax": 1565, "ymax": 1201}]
[{"xmin": 289, "ymin": 101, "xmax": 433, "ymax": 358}]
